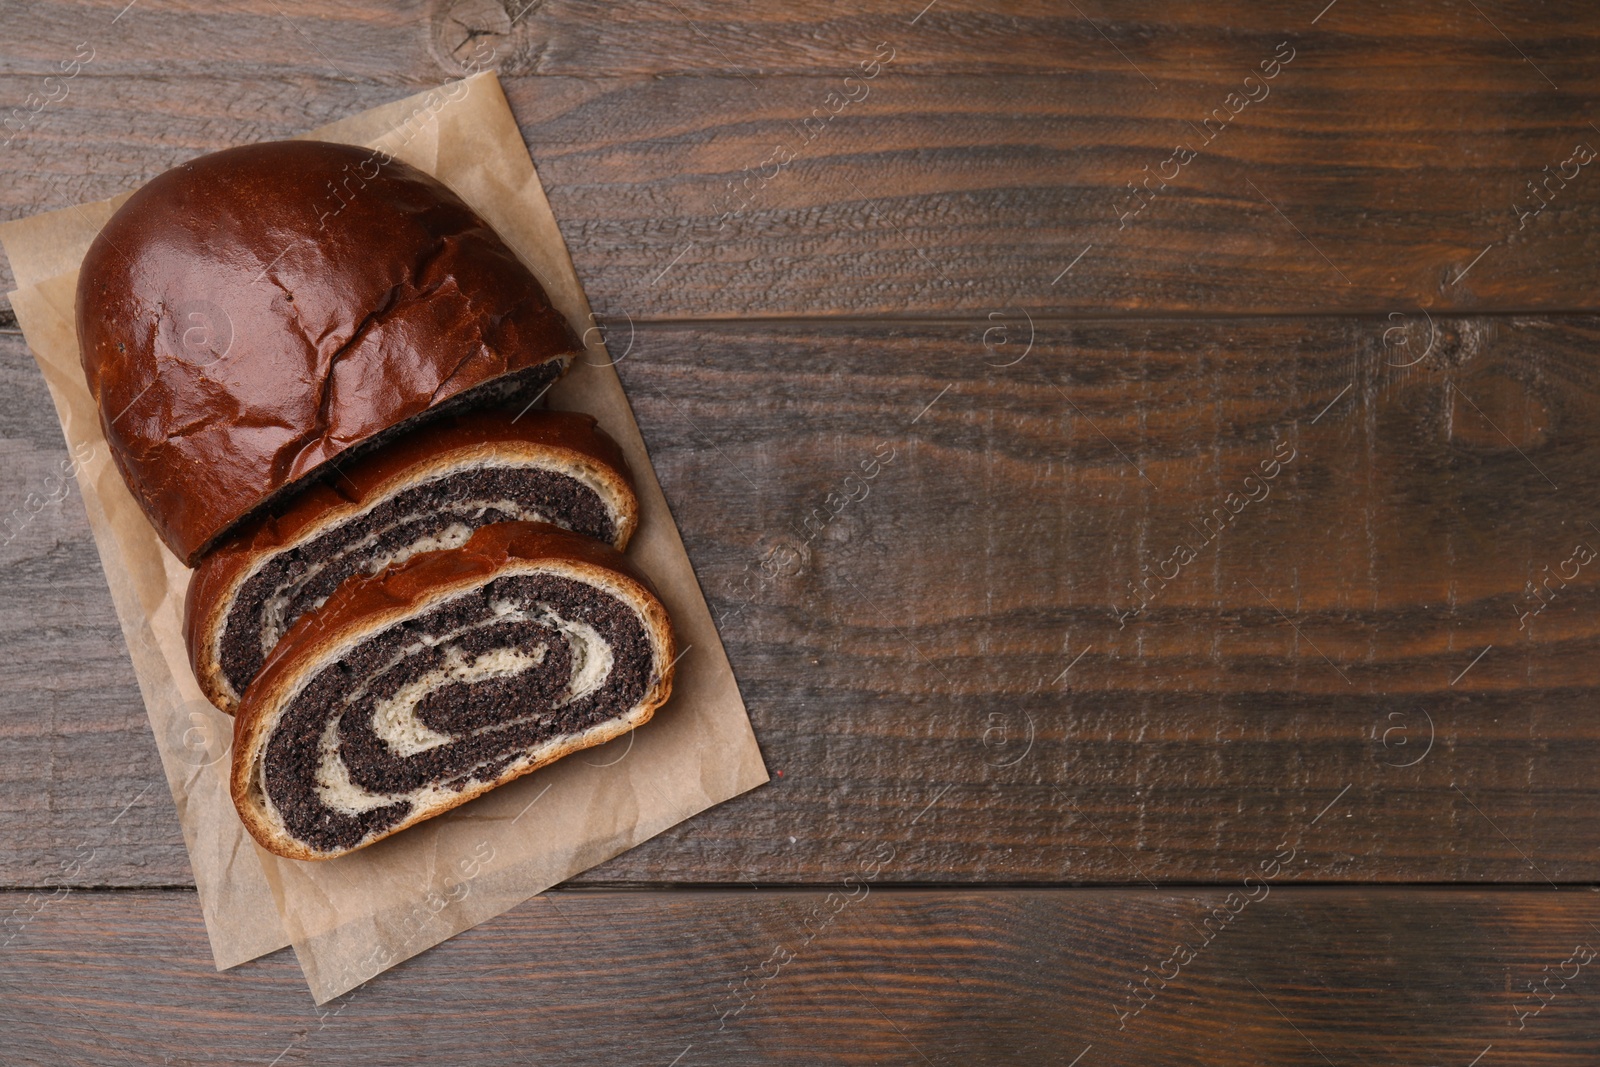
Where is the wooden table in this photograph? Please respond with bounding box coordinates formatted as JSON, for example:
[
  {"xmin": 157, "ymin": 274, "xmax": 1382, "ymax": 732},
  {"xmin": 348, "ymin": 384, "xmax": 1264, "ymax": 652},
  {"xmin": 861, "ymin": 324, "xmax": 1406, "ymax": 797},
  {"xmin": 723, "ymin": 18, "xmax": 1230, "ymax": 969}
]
[{"xmin": 3, "ymin": 1, "xmax": 1599, "ymax": 1062}]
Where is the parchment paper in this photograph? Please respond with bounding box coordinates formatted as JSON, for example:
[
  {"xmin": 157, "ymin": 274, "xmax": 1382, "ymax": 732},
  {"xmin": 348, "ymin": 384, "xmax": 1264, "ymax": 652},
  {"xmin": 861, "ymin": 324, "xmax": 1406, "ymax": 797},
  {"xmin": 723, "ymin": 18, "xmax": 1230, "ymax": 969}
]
[{"xmin": 0, "ymin": 72, "xmax": 767, "ymax": 1003}]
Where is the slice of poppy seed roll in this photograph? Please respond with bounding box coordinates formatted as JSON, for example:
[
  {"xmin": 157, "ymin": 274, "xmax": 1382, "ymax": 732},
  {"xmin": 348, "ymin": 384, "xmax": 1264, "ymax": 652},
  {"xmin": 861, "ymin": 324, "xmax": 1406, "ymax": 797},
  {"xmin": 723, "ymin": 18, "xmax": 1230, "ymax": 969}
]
[
  {"xmin": 186, "ymin": 409, "xmax": 638, "ymax": 714},
  {"xmin": 230, "ymin": 521, "xmax": 677, "ymax": 861}
]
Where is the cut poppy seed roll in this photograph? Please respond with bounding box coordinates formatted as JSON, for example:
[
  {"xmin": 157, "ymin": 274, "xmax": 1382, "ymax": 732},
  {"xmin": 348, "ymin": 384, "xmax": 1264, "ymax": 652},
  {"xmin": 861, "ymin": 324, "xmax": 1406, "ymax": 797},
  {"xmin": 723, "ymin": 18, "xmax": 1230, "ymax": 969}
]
[
  {"xmin": 230, "ymin": 521, "xmax": 676, "ymax": 861},
  {"xmin": 186, "ymin": 409, "xmax": 638, "ymax": 714}
]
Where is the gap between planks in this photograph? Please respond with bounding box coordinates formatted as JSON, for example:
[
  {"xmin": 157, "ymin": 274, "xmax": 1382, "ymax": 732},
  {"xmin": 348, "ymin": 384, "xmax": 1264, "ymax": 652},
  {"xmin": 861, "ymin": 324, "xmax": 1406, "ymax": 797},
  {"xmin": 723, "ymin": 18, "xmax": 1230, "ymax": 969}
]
[{"xmin": 10, "ymin": 308, "xmax": 1595, "ymax": 338}]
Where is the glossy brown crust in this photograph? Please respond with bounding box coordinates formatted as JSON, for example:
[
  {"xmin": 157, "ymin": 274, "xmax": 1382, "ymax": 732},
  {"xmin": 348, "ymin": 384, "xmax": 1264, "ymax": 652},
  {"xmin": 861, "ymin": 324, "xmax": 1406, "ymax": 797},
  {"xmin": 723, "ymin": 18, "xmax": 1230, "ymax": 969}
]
[
  {"xmin": 230, "ymin": 521, "xmax": 677, "ymax": 861},
  {"xmin": 183, "ymin": 408, "xmax": 639, "ymax": 713},
  {"xmin": 76, "ymin": 139, "xmax": 582, "ymax": 565}
]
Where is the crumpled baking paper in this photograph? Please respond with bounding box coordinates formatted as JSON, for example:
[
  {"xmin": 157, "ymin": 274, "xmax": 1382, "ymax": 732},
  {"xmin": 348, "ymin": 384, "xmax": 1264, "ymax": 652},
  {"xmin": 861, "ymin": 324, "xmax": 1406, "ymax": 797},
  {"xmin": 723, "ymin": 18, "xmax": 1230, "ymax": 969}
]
[{"xmin": 0, "ymin": 71, "xmax": 767, "ymax": 1003}]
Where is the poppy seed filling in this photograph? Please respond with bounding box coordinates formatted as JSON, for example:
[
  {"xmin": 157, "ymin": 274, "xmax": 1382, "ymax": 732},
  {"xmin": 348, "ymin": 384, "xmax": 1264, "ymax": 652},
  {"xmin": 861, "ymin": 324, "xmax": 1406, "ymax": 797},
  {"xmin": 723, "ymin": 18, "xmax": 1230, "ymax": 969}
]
[
  {"xmin": 219, "ymin": 466, "xmax": 615, "ymax": 697},
  {"xmin": 259, "ymin": 573, "xmax": 652, "ymax": 853}
]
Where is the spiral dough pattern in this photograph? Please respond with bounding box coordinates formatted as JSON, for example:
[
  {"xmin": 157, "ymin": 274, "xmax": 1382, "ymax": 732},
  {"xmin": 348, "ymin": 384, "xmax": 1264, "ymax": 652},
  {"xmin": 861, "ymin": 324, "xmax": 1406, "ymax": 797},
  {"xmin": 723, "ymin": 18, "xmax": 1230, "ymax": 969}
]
[{"xmin": 259, "ymin": 573, "xmax": 653, "ymax": 855}]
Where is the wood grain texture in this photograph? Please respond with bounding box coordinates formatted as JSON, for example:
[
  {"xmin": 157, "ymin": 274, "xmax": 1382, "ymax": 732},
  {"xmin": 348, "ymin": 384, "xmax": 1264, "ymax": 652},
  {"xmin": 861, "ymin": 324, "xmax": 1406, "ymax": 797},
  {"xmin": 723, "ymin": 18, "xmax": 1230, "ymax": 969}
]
[
  {"xmin": 2, "ymin": 1, "xmax": 1599, "ymax": 316},
  {"xmin": 2, "ymin": 3, "xmax": 1599, "ymax": 1053},
  {"xmin": 0, "ymin": 329, "xmax": 182, "ymax": 886},
  {"xmin": 0, "ymin": 887, "xmax": 1596, "ymax": 1065},
  {"xmin": 3, "ymin": 0, "xmax": 1594, "ymax": 78},
  {"xmin": 4, "ymin": 313, "xmax": 1598, "ymax": 887}
]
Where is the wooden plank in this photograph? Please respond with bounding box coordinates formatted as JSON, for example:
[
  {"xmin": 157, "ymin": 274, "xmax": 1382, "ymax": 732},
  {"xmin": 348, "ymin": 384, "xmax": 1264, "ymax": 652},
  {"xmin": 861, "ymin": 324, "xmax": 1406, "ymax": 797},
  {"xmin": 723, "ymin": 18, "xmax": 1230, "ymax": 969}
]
[
  {"xmin": 3, "ymin": 0, "xmax": 1595, "ymax": 79},
  {"xmin": 2, "ymin": 5, "xmax": 1598, "ymax": 315},
  {"xmin": 601, "ymin": 311, "xmax": 1600, "ymax": 886},
  {"xmin": 0, "ymin": 887, "xmax": 1596, "ymax": 1064},
  {"xmin": 0, "ymin": 329, "xmax": 184, "ymax": 885},
  {"xmin": 4, "ymin": 314, "xmax": 1599, "ymax": 887}
]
